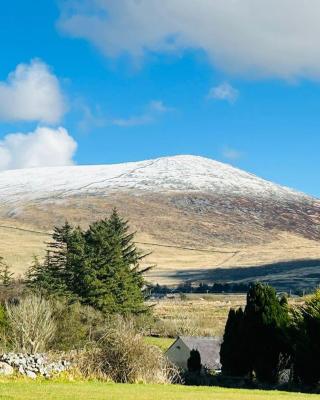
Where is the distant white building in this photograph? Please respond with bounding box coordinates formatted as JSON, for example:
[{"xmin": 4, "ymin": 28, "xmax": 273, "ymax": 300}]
[{"xmin": 165, "ymin": 336, "xmax": 221, "ymax": 371}]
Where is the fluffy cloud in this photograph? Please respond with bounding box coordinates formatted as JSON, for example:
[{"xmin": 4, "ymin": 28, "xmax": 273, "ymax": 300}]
[
  {"xmin": 208, "ymin": 83, "xmax": 239, "ymax": 103},
  {"xmin": 59, "ymin": 0, "xmax": 320, "ymax": 79},
  {"xmin": 0, "ymin": 60, "xmax": 66, "ymax": 123},
  {"xmin": 0, "ymin": 126, "xmax": 77, "ymax": 171}
]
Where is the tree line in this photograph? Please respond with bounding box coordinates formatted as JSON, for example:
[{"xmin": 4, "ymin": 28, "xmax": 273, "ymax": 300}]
[{"xmin": 221, "ymin": 282, "xmax": 320, "ymax": 389}]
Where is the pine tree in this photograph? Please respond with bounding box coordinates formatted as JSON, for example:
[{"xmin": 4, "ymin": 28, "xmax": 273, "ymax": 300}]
[
  {"xmin": 26, "ymin": 223, "xmax": 84, "ymax": 298},
  {"xmin": 0, "ymin": 257, "xmax": 13, "ymax": 287},
  {"xmin": 82, "ymin": 209, "xmax": 149, "ymax": 313},
  {"xmin": 27, "ymin": 210, "xmax": 151, "ymax": 314}
]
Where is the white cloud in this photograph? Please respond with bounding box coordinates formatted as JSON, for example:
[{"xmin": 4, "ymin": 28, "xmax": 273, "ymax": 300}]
[
  {"xmin": 208, "ymin": 83, "xmax": 239, "ymax": 103},
  {"xmin": 59, "ymin": 0, "xmax": 320, "ymax": 80},
  {"xmin": 75, "ymin": 100, "xmax": 107, "ymax": 132},
  {"xmin": 149, "ymin": 100, "xmax": 174, "ymax": 113},
  {"xmin": 0, "ymin": 126, "xmax": 77, "ymax": 171},
  {"xmin": 112, "ymin": 114, "xmax": 153, "ymax": 127},
  {"xmin": 111, "ymin": 100, "xmax": 173, "ymax": 127},
  {"xmin": 222, "ymin": 147, "xmax": 243, "ymax": 160},
  {"xmin": 0, "ymin": 60, "xmax": 66, "ymax": 123}
]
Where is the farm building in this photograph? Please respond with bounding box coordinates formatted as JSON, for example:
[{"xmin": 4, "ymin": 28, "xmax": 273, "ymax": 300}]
[{"xmin": 165, "ymin": 336, "xmax": 221, "ymax": 371}]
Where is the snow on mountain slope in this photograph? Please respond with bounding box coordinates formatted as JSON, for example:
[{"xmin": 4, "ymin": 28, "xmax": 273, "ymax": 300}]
[{"xmin": 0, "ymin": 155, "xmax": 313, "ymax": 205}]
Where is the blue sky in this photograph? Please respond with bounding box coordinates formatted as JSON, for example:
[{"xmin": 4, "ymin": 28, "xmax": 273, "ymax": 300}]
[{"xmin": 0, "ymin": 0, "xmax": 319, "ymax": 197}]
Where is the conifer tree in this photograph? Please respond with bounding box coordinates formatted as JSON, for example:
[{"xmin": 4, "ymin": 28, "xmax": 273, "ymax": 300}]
[
  {"xmin": 220, "ymin": 307, "xmax": 250, "ymax": 377},
  {"xmin": 82, "ymin": 209, "xmax": 149, "ymax": 313},
  {"xmin": 187, "ymin": 349, "xmax": 202, "ymax": 373},
  {"xmin": 244, "ymin": 283, "xmax": 289, "ymax": 384},
  {"xmin": 26, "ymin": 210, "xmax": 150, "ymax": 314},
  {"xmin": 0, "ymin": 257, "xmax": 13, "ymax": 287},
  {"xmin": 291, "ymin": 289, "xmax": 320, "ymax": 386}
]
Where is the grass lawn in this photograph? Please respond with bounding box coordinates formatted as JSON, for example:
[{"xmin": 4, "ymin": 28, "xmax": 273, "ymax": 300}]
[
  {"xmin": 144, "ymin": 336, "xmax": 175, "ymax": 351},
  {"xmin": 0, "ymin": 381, "xmax": 317, "ymax": 400}
]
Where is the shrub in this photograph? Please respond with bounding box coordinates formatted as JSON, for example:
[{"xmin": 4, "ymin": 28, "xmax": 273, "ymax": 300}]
[
  {"xmin": 6, "ymin": 294, "xmax": 56, "ymax": 353},
  {"xmin": 52, "ymin": 300, "xmax": 106, "ymax": 350},
  {"xmin": 78, "ymin": 317, "xmax": 179, "ymax": 383}
]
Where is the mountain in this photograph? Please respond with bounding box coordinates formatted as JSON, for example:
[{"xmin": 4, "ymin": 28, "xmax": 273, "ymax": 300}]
[
  {"xmin": 0, "ymin": 155, "xmax": 319, "ymax": 290},
  {"xmin": 0, "ymin": 155, "xmax": 314, "ymax": 202}
]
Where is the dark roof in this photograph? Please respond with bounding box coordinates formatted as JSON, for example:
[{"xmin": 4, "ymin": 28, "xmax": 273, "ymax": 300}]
[{"xmin": 180, "ymin": 336, "xmax": 222, "ymax": 370}]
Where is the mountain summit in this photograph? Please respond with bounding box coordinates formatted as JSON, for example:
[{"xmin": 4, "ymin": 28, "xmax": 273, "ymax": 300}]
[
  {"xmin": 0, "ymin": 155, "xmax": 319, "ymax": 288},
  {"xmin": 0, "ymin": 155, "xmax": 313, "ymax": 203}
]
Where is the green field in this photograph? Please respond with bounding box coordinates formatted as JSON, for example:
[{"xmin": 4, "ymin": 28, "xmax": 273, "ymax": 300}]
[
  {"xmin": 0, "ymin": 382, "xmax": 317, "ymax": 400},
  {"xmin": 144, "ymin": 336, "xmax": 175, "ymax": 351}
]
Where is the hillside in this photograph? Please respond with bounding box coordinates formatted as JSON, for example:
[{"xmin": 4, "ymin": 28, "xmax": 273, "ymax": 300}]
[{"xmin": 0, "ymin": 155, "xmax": 319, "ymax": 289}]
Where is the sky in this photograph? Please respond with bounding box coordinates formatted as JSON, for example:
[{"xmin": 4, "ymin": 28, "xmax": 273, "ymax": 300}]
[{"xmin": 0, "ymin": 0, "xmax": 319, "ymax": 197}]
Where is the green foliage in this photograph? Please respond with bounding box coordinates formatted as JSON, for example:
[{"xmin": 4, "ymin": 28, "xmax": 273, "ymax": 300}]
[
  {"xmin": 221, "ymin": 283, "xmax": 290, "ymax": 384},
  {"xmin": 244, "ymin": 283, "xmax": 290, "ymax": 384},
  {"xmin": 220, "ymin": 308, "xmax": 250, "ymax": 377},
  {"xmin": 51, "ymin": 300, "xmax": 105, "ymax": 350},
  {"xmin": 0, "ymin": 257, "xmax": 13, "ymax": 287},
  {"xmin": 187, "ymin": 349, "xmax": 202, "ymax": 373},
  {"xmin": 291, "ymin": 289, "xmax": 320, "ymax": 386},
  {"xmin": 27, "ymin": 209, "xmax": 150, "ymax": 314}
]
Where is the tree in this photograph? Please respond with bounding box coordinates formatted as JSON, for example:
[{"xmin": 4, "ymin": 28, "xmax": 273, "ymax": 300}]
[
  {"xmin": 244, "ymin": 283, "xmax": 290, "ymax": 384},
  {"xmin": 220, "ymin": 307, "xmax": 250, "ymax": 377},
  {"xmin": 0, "ymin": 257, "xmax": 13, "ymax": 287},
  {"xmin": 221, "ymin": 283, "xmax": 290, "ymax": 383},
  {"xmin": 81, "ymin": 209, "xmax": 149, "ymax": 313},
  {"xmin": 27, "ymin": 210, "xmax": 151, "ymax": 314},
  {"xmin": 291, "ymin": 290, "xmax": 320, "ymax": 386},
  {"xmin": 187, "ymin": 349, "xmax": 202, "ymax": 373}
]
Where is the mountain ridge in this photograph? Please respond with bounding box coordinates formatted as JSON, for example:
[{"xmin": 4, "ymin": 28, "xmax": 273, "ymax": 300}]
[
  {"xmin": 0, "ymin": 154, "xmax": 319, "ymax": 289},
  {"xmin": 0, "ymin": 155, "xmax": 315, "ymax": 204}
]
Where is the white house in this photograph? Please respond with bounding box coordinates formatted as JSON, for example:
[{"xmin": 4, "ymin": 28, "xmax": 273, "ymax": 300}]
[{"xmin": 165, "ymin": 336, "xmax": 221, "ymax": 371}]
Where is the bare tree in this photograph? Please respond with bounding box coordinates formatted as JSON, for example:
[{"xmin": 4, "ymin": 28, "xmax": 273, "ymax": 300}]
[{"xmin": 6, "ymin": 295, "xmax": 56, "ymax": 353}]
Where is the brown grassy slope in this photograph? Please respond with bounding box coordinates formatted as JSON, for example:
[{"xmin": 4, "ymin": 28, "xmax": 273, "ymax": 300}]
[{"xmin": 0, "ymin": 192, "xmax": 319, "ymax": 284}]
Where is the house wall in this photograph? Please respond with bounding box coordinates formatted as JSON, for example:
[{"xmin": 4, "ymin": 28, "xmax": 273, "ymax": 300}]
[{"xmin": 165, "ymin": 338, "xmax": 192, "ymax": 370}]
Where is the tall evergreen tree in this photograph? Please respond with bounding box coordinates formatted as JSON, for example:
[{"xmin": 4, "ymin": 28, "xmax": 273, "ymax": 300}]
[
  {"xmin": 220, "ymin": 307, "xmax": 250, "ymax": 377},
  {"xmin": 244, "ymin": 283, "xmax": 290, "ymax": 384},
  {"xmin": 291, "ymin": 290, "xmax": 320, "ymax": 386},
  {"xmin": 82, "ymin": 209, "xmax": 149, "ymax": 313},
  {"xmin": 187, "ymin": 349, "xmax": 202, "ymax": 373},
  {"xmin": 27, "ymin": 222, "xmax": 77, "ymax": 296},
  {"xmin": 27, "ymin": 210, "xmax": 150, "ymax": 314}
]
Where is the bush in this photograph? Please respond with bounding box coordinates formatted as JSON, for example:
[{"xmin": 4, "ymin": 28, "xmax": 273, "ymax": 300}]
[
  {"xmin": 78, "ymin": 317, "xmax": 179, "ymax": 383},
  {"xmin": 51, "ymin": 300, "xmax": 106, "ymax": 350},
  {"xmin": 6, "ymin": 294, "xmax": 56, "ymax": 353}
]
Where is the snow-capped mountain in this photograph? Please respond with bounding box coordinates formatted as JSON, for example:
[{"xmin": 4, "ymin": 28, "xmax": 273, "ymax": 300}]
[
  {"xmin": 0, "ymin": 155, "xmax": 319, "ymax": 288},
  {"xmin": 0, "ymin": 155, "xmax": 313, "ymax": 204}
]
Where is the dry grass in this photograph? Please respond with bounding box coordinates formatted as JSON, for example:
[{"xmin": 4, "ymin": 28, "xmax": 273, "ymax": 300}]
[
  {"xmin": 150, "ymin": 294, "xmax": 307, "ymax": 338},
  {"xmin": 151, "ymin": 294, "xmax": 246, "ymax": 337},
  {"xmin": 0, "ymin": 192, "xmax": 319, "ymax": 287},
  {"xmin": 78, "ymin": 318, "xmax": 179, "ymax": 384},
  {"xmin": 0, "ymin": 221, "xmax": 319, "ymax": 287}
]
